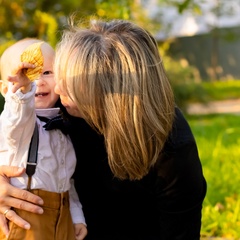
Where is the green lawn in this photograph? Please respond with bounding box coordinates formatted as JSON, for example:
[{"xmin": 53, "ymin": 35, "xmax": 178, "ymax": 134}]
[{"xmin": 187, "ymin": 113, "xmax": 240, "ymax": 239}]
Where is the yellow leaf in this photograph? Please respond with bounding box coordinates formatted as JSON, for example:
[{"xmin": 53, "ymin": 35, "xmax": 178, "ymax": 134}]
[{"xmin": 20, "ymin": 41, "xmax": 44, "ymax": 81}]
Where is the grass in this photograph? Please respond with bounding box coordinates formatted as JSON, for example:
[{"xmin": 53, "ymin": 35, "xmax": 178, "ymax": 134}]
[
  {"xmin": 187, "ymin": 113, "xmax": 240, "ymax": 239},
  {"xmin": 201, "ymin": 80, "xmax": 240, "ymax": 101},
  {"xmin": 171, "ymin": 79, "xmax": 240, "ymax": 111}
]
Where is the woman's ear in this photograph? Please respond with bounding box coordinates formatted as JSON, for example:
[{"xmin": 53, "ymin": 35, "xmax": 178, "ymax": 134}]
[{"xmin": 0, "ymin": 80, "xmax": 7, "ymax": 96}]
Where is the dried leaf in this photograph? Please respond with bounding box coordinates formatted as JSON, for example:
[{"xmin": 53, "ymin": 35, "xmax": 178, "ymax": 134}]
[{"xmin": 20, "ymin": 41, "xmax": 44, "ymax": 81}]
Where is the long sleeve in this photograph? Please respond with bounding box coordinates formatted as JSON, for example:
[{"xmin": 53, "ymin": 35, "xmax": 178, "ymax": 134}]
[
  {"xmin": 69, "ymin": 179, "xmax": 86, "ymax": 225},
  {"xmin": 0, "ymin": 83, "xmax": 36, "ymax": 166},
  {"xmin": 153, "ymin": 107, "xmax": 207, "ymax": 239}
]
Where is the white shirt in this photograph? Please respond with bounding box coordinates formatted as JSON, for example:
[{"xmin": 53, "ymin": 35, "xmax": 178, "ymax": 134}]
[{"xmin": 0, "ymin": 83, "xmax": 85, "ymax": 225}]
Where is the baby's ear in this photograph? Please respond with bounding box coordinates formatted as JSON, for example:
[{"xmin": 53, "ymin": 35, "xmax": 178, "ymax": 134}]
[{"xmin": 0, "ymin": 80, "xmax": 7, "ymax": 96}]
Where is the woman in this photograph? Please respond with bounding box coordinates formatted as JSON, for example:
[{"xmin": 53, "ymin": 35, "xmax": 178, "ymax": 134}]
[{"xmin": 0, "ymin": 19, "xmax": 206, "ymax": 239}]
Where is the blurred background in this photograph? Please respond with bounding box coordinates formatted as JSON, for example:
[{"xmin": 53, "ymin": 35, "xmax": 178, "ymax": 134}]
[{"xmin": 1, "ymin": 0, "xmax": 240, "ymax": 238}]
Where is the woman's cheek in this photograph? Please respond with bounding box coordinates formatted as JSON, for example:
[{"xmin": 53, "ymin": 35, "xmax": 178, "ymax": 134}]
[{"xmin": 66, "ymin": 105, "xmax": 82, "ymax": 117}]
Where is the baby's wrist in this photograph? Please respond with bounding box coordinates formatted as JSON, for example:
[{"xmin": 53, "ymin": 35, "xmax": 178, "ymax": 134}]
[{"xmin": 20, "ymin": 83, "xmax": 32, "ymax": 94}]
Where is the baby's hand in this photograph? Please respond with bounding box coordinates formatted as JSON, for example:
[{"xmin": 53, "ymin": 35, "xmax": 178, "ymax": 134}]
[
  {"xmin": 74, "ymin": 223, "xmax": 87, "ymax": 240},
  {"xmin": 7, "ymin": 62, "xmax": 35, "ymax": 93}
]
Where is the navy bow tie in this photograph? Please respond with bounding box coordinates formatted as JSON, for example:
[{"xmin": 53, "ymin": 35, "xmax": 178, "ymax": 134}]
[{"xmin": 37, "ymin": 115, "xmax": 68, "ymax": 135}]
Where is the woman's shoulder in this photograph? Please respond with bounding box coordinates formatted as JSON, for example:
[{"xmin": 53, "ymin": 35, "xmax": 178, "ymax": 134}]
[
  {"xmin": 158, "ymin": 107, "xmax": 202, "ymax": 175},
  {"xmin": 166, "ymin": 107, "xmax": 196, "ymax": 149}
]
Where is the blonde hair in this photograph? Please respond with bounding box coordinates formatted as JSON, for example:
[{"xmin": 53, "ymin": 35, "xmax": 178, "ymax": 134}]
[{"xmin": 55, "ymin": 19, "xmax": 175, "ymax": 180}]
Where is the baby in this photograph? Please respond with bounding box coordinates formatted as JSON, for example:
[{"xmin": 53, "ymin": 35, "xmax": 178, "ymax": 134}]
[{"xmin": 0, "ymin": 38, "xmax": 87, "ymax": 240}]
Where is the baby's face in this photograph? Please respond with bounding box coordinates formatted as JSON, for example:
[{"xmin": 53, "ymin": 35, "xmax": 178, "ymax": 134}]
[
  {"xmin": 0, "ymin": 40, "xmax": 59, "ymax": 109},
  {"xmin": 34, "ymin": 43, "xmax": 59, "ymax": 109}
]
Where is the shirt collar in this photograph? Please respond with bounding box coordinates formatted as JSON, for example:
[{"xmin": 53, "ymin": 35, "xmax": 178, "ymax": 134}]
[{"xmin": 35, "ymin": 108, "xmax": 60, "ymax": 119}]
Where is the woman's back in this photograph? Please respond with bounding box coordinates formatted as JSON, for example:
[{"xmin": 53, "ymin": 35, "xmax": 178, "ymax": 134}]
[{"xmin": 70, "ymin": 107, "xmax": 206, "ymax": 240}]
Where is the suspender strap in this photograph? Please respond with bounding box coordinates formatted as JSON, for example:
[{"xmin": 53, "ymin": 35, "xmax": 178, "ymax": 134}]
[{"xmin": 26, "ymin": 122, "xmax": 39, "ymax": 190}]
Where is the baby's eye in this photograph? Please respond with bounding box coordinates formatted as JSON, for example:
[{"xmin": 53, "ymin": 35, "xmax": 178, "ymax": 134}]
[{"xmin": 43, "ymin": 70, "xmax": 53, "ymax": 75}]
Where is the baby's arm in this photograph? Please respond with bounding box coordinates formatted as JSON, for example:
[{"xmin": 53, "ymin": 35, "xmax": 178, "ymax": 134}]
[
  {"xmin": 7, "ymin": 62, "xmax": 35, "ymax": 94},
  {"xmin": 69, "ymin": 179, "xmax": 87, "ymax": 240},
  {"xmin": 0, "ymin": 63, "xmax": 37, "ymax": 234},
  {"xmin": 1, "ymin": 62, "xmax": 36, "ymax": 150}
]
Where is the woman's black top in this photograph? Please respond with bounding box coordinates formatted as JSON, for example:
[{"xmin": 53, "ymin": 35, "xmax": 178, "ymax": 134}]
[{"xmin": 68, "ymin": 107, "xmax": 207, "ymax": 240}]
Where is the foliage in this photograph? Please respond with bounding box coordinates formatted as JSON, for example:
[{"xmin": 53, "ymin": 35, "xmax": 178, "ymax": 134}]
[
  {"xmin": 96, "ymin": 0, "xmax": 158, "ymax": 33},
  {"xmin": 158, "ymin": 0, "xmax": 199, "ymax": 14},
  {"xmin": 33, "ymin": 10, "xmax": 58, "ymax": 47},
  {"xmin": 0, "ymin": 40, "xmax": 17, "ymax": 57},
  {"xmin": 172, "ymin": 80, "xmax": 240, "ymax": 113},
  {"xmin": 0, "ymin": 0, "xmax": 196, "ymax": 49},
  {"xmin": 188, "ymin": 114, "xmax": 240, "ymax": 238},
  {"xmin": 201, "ymin": 80, "xmax": 240, "ymax": 101},
  {"xmin": 0, "ymin": 2, "xmax": 59, "ymax": 50},
  {"xmin": 163, "ymin": 54, "xmax": 208, "ymax": 110},
  {"xmin": 0, "ymin": 0, "xmax": 155, "ymax": 47},
  {"xmin": 165, "ymin": 60, "xmax": 240, "ymax": 110}
]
